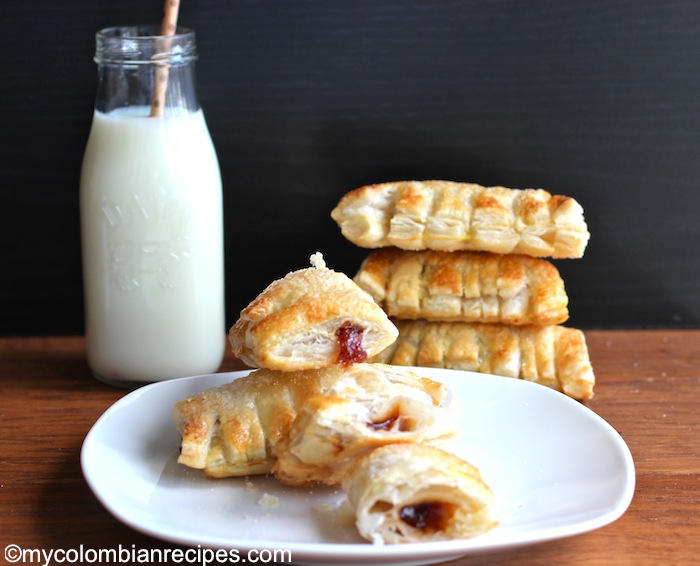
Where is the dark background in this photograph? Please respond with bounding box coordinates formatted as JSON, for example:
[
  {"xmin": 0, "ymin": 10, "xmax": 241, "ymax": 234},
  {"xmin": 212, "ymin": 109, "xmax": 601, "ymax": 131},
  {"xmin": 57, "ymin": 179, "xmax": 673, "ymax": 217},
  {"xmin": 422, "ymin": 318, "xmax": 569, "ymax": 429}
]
[{"xmin": 2, "ymin": 0, "xmax": 699, "ymax": 335}]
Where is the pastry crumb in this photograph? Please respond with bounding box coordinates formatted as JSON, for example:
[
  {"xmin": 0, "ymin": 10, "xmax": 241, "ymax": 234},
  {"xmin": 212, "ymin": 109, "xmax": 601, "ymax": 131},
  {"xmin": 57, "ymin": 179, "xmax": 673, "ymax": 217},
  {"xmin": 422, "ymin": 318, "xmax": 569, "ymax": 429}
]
[
  {"xmin": 312, "ymin": 503, "xmax": 335, "ymax": 513},
  {"xmin": 309, "ymin": 252, "xmax": 326, "ymax": 269},
  {"xmin": 257, "ymin": 493, "xmax": 279, "ymax": 507},
  {"xmin": 245, "ymin": 478, "xmax": 259, "ymax": 493}
]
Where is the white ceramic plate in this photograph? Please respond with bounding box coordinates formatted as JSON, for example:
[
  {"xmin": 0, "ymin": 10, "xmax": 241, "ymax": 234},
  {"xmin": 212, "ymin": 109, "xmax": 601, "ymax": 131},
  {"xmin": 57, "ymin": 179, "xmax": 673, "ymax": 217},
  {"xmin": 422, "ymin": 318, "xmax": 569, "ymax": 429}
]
[{"xmin": 81, "ymin": 368, "xmax": 635, "ymax": 566}]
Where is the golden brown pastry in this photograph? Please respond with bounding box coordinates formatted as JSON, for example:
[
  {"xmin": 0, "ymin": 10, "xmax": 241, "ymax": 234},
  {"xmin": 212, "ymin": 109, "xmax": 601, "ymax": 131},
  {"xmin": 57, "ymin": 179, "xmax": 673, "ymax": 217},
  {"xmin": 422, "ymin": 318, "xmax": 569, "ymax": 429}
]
[
  {"xmin": 229, "ymin": 253, "xmax": 398, "ymax": 371},
  {"xmin": 354, "ymin": 248, "xmax": 569, "ymax": 325},
  {"xmin": 330, "ymin": 180, "xmax": 590, "ymax": 259},
  {"xmin": 172, "ymin": 363, "xmax": 460, "ymax": 485},
  {"xmin": 370, "ymin": 320, "xmax": 594, "ymax": 400},
  {"xmin": 342, "ymin": 443, "xmax": 497, "ymax": 544}
]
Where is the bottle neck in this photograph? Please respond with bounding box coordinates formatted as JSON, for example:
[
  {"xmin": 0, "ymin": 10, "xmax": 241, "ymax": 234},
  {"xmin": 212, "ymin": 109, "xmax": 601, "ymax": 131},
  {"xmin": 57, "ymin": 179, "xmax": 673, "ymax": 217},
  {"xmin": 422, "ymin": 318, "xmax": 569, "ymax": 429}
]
[{"xmin": 93, "ymin": 25, "xmax": 200, "ymax": 115}]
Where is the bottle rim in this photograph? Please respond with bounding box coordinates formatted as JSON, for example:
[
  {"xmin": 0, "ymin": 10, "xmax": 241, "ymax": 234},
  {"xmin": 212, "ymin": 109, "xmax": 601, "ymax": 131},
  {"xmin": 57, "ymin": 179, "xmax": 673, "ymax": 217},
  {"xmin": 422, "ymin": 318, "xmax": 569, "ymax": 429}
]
[{"xmin": 95, "ymin": 25, "xmax": 198, "ymax": 65}]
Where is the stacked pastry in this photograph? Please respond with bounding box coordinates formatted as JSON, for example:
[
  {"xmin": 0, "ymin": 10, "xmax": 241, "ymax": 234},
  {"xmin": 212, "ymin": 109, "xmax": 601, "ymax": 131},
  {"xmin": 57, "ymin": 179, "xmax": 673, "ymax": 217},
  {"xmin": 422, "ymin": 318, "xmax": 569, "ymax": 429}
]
[
  {"xmin": 172, "ymin": 253, "xmax": 497, "ymax": 543},
  {"xmin": 331, "ymin": 180, "xmax": 596, "ymax": 400}
]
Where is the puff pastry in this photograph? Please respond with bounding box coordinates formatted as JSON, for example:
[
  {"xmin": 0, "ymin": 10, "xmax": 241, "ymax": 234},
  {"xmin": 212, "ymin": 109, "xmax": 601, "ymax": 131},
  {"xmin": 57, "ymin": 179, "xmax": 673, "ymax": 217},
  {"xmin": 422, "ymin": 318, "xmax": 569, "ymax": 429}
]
[
  {"xmin": 354, "ymin": 248, "xmax": 569, "ymax": 325},
  {"xmin": 172, "ymin": 363, "xmax": 459, "ymax": 485},
  {"xmin": 342, "ymin": 443, "xmax": 497, "ymax": 544},
  {"xmin": 229, "ymin": 253, "xmax": 398, "ymax": 371},
  {"xmin": 331, "ymin": 180, "xmax": 590, "ymax": 258},
  {"xmin": 370, "ymin": 320, "xmax": 594, "ymax": 400}
]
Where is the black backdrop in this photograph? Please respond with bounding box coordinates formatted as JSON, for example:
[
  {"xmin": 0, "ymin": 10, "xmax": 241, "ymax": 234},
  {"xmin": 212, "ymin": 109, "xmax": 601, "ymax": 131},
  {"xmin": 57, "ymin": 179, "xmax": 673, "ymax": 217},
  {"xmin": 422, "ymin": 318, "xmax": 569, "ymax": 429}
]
[{"xmin": 2, "ymin": 0, "xmax": 699, "ymax": 335}]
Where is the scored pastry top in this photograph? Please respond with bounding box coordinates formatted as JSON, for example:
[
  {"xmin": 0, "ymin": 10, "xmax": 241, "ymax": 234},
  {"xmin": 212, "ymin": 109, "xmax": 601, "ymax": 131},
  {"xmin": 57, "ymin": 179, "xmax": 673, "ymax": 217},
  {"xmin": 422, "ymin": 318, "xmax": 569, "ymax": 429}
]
[
  {"xmin": 172, "ymin": 363, "xmax": 460, "ymax": 485},
  {"xmin": 354, "ymin": 248, "xmax": 569, "ymax": 325},
  {"xmin": 371, "ymin": 320, "xmax": 595, "ymax": 400},
  {"xmin": 331, "ymin": 180, "xmax": 590, "ymax": 258}
]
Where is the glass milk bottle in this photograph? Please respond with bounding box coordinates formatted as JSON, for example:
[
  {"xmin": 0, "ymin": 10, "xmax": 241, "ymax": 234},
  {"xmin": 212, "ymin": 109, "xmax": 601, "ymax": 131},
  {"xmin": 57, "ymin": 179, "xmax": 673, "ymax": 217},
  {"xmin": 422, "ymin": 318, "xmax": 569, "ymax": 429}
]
[{"xmin": 80, "ymin": 26, "xmax": 225, "ymax": 386}]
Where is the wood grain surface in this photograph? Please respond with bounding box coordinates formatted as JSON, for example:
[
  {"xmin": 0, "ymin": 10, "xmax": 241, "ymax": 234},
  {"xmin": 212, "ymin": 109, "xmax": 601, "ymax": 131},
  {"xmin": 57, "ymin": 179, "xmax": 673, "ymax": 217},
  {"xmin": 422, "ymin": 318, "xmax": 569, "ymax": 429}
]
[{"xmin": 1, "ymin": 332, "xmax": 698, "ymax": 565}]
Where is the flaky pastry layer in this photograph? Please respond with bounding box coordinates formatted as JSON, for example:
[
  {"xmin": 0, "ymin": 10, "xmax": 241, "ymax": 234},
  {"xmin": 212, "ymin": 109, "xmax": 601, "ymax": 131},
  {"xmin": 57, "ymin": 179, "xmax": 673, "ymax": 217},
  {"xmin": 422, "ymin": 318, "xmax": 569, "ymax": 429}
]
[
  {"xmin": 331, "ymin": 180, "xmax": 590, "ymax": 258},
  {"xmin": 342, "ymin": 443, "xmax": 497, "ymax": 544},
  {"xmin": 229, "ymin": 253, "xmax": 398, "ymax": 371},
  {"xmin": 370, "ymin": 320, "xmax": 594, "ymax": 400},
  {"xmin": 172, "ymin": 363, "xmax": 459, "ymax": 485}
]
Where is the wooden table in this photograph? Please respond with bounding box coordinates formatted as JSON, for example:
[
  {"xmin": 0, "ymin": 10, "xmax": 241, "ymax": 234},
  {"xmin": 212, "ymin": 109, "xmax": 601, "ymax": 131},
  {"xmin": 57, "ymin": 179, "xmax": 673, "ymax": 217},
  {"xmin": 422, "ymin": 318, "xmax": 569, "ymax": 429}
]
[{"xmin": 1, "ymin": 332, "xmax": 699, "ymax": 565}]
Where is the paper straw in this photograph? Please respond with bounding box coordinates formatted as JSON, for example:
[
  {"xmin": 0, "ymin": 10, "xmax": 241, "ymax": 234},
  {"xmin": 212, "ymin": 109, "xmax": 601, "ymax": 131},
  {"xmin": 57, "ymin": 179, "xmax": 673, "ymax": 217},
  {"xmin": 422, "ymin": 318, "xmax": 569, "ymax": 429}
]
[{"xmin": 150, "ymin": 0, "xmax": 181, "ymax": 117}]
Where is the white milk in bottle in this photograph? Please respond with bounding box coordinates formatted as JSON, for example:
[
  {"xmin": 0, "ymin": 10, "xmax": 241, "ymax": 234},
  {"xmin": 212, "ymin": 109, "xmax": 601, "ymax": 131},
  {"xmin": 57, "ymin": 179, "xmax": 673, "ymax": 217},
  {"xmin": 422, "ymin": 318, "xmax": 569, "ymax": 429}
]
[{"xmin": 80, "ymin": 26, "xmax": 225, "ymax": 385}]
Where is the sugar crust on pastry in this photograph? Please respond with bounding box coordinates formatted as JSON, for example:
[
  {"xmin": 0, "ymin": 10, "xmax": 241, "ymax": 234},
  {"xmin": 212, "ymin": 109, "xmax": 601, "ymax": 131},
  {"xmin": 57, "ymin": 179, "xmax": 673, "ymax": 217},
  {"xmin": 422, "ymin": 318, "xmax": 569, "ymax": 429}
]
[
  {"xmin": 342, "ymin": 443, "xmax": 497, "ymax": 544},
  {"xmin": 229, "ymin": 253, "xmax": 398, "ymax": 371},
  {"xmin": 354, "ymin": 248, "xmax": 569, "ymax": 325},
  {"xmin": 370, "ymin": 320, "xmax": 594, "ymax": 400},
  {"xmin": 331, "ymin": 180, "xmax": 590, "ymax": 258},
  {"xmin": 172, "ymin": 363, "xmax": 460, "ymax": 485}
]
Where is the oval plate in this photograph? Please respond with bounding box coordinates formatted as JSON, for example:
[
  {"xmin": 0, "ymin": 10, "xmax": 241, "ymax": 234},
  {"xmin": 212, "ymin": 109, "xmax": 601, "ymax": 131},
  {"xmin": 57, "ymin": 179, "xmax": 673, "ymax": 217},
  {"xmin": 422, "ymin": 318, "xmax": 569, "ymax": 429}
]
[{"xmin": 81, "ymin": 368, "xmax": 635, "ymax": 566}]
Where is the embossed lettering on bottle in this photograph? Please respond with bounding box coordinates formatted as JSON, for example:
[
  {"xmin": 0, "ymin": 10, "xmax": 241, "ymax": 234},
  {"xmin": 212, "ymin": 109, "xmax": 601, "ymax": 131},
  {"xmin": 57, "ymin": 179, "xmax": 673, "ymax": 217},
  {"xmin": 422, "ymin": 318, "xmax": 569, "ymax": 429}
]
[{"xmin": 100, "ymin": 192, "xmax": 194, "ymax": 292}]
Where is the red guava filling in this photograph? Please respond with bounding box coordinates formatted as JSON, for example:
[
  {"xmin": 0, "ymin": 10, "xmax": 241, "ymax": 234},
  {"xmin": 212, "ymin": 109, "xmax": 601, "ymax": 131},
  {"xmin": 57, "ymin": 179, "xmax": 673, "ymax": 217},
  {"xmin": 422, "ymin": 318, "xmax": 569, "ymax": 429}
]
[
  {"xmin": 335, "ymin": 322, "xmax": 367, "ymax": 365},
  {"xmin": 399, "ymin": 502, "xmax": 454, "ymax": 532}
]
